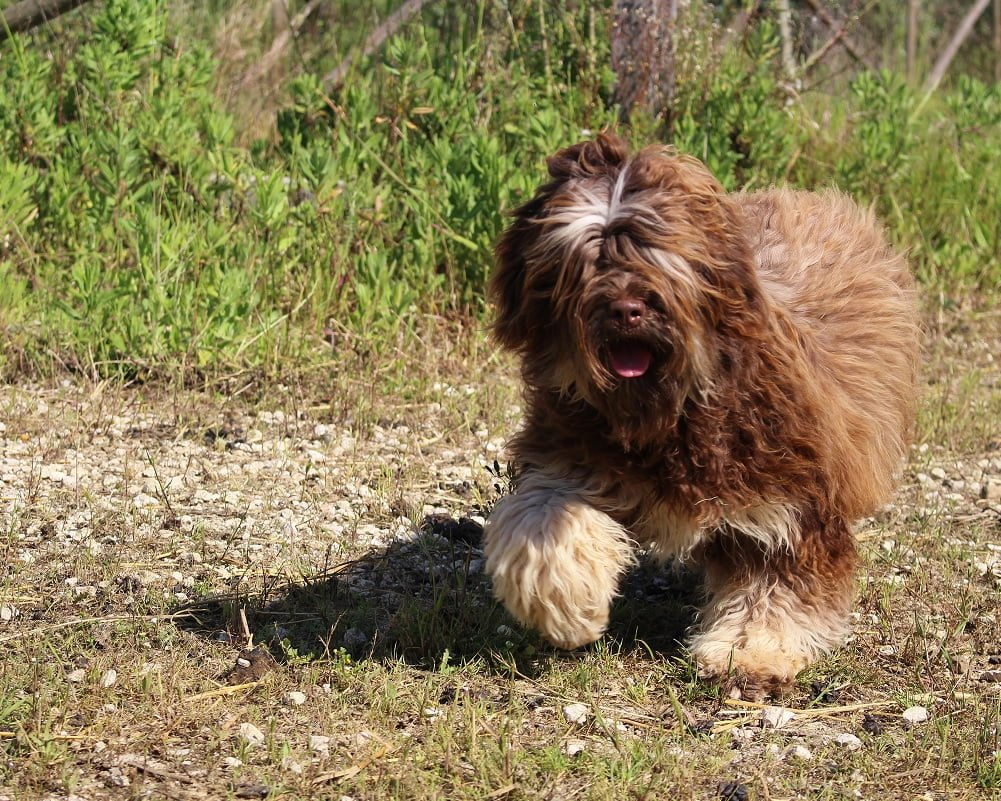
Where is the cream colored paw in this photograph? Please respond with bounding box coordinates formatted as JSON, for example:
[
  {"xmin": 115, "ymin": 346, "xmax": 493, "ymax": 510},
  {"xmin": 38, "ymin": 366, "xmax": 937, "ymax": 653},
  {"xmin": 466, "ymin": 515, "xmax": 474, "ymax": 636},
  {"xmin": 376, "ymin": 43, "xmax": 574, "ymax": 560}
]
[
  {"xmin": 484, "ymin": 479, "xmax": 634, "ymax": 650},
  {"xmin": 690, "ymin": 632, "xmax": 810, "ymax": 700}
]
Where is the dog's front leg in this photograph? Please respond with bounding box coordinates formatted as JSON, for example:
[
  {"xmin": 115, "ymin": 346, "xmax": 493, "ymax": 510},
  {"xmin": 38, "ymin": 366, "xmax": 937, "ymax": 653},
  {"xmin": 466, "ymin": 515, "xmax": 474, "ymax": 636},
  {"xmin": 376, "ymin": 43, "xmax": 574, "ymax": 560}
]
[
  {"xmin": 689, "ymin": 514, "xmax": 857, "ymax": 699},
  {"xmin": 484, "ymin": 471, "xmax": 634, "ymax": 650}
]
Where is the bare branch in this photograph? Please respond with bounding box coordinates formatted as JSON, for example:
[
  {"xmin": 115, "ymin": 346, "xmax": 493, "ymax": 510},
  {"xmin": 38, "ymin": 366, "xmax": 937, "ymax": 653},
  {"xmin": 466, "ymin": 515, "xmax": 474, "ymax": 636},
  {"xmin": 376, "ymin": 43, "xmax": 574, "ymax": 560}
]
[
  {"xmin": 801, "ymin": 0, "xmax": 878, "ymax": 71},
  {"xmin": 322, "ymin": 0, "xmax": 434, "ymax": 90},
  {"xmin": 238, "ymin": 0, "xmax": 325, "ymax": 90},
  {"xmin": 0, "ymin": 0, "xmax": 93, "ymax": 41},
  {"xmin": 801, "ymin": 0, "xmax": 879, "ymax": 75},
  {"xmin": 924, "ymin": 0, "xmax": 992, "ymax": 92}
]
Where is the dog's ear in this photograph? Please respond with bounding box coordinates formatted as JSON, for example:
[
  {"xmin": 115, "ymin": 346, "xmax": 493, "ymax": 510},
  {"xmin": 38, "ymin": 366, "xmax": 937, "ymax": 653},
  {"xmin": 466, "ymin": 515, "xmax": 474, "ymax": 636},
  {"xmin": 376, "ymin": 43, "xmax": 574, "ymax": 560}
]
[
  {"xmin": 490, "ymin": 194, "xmax": 543, "ymax": 351},
  {"xmin": 491, "ymin": 132, "xmax": 630, "ymax": 351},
  {"xmin": 546, "ymin": 131, "xmax": 629, "ymax": 181}
]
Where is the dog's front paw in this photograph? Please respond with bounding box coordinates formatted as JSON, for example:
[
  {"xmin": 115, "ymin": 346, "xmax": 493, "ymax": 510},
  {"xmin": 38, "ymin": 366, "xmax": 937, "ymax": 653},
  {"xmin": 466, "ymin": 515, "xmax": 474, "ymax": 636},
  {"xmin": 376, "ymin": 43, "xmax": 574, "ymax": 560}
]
[
  {"xmin": 484, "ymin": 483, "xmax": 633, "ymax": 650},
  {"xmin": 690, "ymin": 634, "xmax": 809, "ymax": 700}
]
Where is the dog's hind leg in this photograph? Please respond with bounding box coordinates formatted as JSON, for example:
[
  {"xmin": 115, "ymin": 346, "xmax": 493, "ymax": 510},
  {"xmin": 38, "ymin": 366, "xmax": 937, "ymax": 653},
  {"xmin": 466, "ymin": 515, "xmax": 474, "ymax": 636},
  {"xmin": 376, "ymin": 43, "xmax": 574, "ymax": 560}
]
[
  {"xmin": 484, "ymin": 471, "xmax": 635, "ymax": 650},
  {"xmin": 688, "ymin": 512, "xmax": 857, "ymax": 699}
]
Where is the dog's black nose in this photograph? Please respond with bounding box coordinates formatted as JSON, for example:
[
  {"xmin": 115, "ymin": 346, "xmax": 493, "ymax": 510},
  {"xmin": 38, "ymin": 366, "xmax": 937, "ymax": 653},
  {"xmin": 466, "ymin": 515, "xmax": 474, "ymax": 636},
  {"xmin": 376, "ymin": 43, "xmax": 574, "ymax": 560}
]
[{"xmin": 610, "ymin": 298, "xmax": 646, "ymax": 327}]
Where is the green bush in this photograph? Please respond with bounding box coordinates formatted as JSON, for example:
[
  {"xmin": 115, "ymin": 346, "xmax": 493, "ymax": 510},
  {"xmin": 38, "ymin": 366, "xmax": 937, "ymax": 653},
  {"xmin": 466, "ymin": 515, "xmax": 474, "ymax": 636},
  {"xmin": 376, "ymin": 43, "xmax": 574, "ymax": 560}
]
[{"xmin": 1, "ymin": 0, "xmax": 998, "ymax": 380}]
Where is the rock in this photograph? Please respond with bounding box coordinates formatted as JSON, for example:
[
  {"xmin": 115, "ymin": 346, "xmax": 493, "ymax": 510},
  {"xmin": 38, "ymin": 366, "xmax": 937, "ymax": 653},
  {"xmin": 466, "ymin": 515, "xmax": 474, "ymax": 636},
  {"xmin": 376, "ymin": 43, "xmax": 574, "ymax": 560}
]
[
  {"xmin": 309, "ymin": 735, "xmax": 331, "ymax": 755},
  {"xmin": 286, "ymin": 691, "xmax": 307, "ymax": 706},
  {"xmin": 983, "ymin": 480, "xmax": 1001, "ymax": 502},
  {"xmin": 717, "ymin": 780, "xmax": 749, "ymax": 801},
  {"xmin": 280, "ymin": 756, "xmax": 304, "ymax": 774},
  {"xmin": 563, "ymin": 738, "xmax": 587, "ymax": 756},
  {"xmin": 222, "ymin": 756, "xmax": 244, "ymax": 768},
  {"xmin": 730, "ymin": 726, "xmax": 757, "ymax": 744},
  {"xmin": 861, "ymin": 714, "xmax": 884, "ymax": 735},
  {"xmin": 930, "ymin": 467, "xmax": 947, "ymax": 481},
  {"xmin": 562, "ymin": 703, "xmax": 590, "ymax": 725},
  {"xmin": 99, "ymin": 669, "xmax": 117, "ymax": 688},
  {"xmin": 761, "ymin": 706, "xmax": 796, "ymax": 729},
  {"xmin": 877, "ymin": 645, "xmax": 896, "ymax": 656},
  {"xmin": 238, "ymin": 722, "xmax": 266, "ymax": 747},
  {"xmin": 833, "ymin": 733, "xmax": 863, "ymax": 751},
  {"xmin": 783, "ymin": 744, "xmax": 813, "ymax": 761},
  {"xmin": 342, "ymin": 628, "xmax": 369, "ymax": 650},
  {"xmin": 902, "ymin": 706, "xmax": 929, "ymax": 726},
  {"xmin": 66, "ymin": 668, "xmax": 87, "ymax": 683},
  {"xmin": 234, "ymin": 784, "xmax": 271, "ymax": 799}
]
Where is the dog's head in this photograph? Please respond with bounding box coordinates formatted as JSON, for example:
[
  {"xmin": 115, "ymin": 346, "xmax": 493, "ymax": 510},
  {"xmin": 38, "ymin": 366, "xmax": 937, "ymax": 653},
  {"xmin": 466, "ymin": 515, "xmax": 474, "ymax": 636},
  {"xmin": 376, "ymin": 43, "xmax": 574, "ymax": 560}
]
[{"xmin": 491, "ymin": 132, "xmax": 763, "ymax": 436}]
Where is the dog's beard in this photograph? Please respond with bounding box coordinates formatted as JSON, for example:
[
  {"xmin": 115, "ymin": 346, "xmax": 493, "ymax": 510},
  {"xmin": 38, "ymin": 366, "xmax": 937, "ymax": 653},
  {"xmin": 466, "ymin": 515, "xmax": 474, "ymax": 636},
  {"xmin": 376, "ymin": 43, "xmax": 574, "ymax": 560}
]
[{"xmin": 567, "ymin": 306, "xmax": 700, "ymax": 450}]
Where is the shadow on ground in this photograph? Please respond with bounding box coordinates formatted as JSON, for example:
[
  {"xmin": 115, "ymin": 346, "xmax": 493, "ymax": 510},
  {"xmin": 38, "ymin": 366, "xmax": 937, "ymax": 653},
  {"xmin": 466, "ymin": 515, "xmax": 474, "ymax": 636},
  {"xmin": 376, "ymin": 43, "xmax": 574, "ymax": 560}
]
[{"xmin": 175, "ymin": 515, "xmax": 702, "ymax": 676}]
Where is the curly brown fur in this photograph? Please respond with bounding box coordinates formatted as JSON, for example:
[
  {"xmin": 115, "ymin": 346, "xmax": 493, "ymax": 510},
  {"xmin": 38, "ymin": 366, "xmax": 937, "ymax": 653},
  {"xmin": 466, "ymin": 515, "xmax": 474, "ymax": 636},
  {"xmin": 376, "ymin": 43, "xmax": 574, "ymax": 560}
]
[{"xmin": 484, "ymin": 132, "xmax": 919, "ymax": 699}]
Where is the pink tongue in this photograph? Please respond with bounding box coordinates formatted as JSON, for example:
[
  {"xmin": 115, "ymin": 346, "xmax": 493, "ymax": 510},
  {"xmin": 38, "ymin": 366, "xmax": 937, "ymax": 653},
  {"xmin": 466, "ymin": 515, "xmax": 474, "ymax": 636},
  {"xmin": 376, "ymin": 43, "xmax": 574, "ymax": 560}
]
[{"xmin": 610, "ymin": 343, "xmax": 652, "ymax": 378}]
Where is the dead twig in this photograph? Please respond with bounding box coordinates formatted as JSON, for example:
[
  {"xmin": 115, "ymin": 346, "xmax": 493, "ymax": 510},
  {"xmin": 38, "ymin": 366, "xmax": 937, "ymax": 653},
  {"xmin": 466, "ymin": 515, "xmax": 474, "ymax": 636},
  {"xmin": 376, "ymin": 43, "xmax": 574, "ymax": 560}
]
[
  {"xmin": 0, "ymin": 612, "xmax": 196, "ymax": 646},
  {"xmin": 185, "ymin": 681, "xmax": 262, "ymax": 703},
  {"xmin": 312, "ymin": 739, "xmax": 400, "ymax": 784}
]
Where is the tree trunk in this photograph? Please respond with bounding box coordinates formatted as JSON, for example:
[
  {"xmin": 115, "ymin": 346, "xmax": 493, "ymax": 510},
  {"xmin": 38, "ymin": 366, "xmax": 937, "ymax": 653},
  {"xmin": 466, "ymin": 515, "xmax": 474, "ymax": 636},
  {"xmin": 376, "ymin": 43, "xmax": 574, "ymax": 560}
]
[
  {"xmin": 776, "ymin": 0, "xmax": 797, "ymax": 84},
  {"xmin": 611, "ymin": 0, "xmax": 678, "ymax": 125},
  {"xmin": 994, "ymin": 0, "xmax": 1000, "ymax": 81},
  {"xmin": 0, "ymin": 0, "xmax": 92, "ymax": 41},
  {"xmin": 906, "ymin": 0, "xmax": 919, "ymax": 82}
]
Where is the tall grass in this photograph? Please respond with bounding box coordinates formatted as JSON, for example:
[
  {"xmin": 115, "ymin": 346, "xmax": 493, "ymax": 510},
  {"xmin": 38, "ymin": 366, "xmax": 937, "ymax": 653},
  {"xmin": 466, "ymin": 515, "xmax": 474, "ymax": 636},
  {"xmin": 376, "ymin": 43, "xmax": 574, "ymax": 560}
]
[{"xmin": 0, "ymin": 0, "xmax": 998, "ymax": 380}]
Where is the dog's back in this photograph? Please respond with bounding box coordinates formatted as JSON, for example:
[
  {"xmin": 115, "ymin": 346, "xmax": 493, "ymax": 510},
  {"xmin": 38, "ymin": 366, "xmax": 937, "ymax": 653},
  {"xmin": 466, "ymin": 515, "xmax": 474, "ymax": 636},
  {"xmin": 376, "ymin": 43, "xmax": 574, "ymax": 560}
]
[{"xmin": 738, "ymin": 189, "xmax": 921, "ymax": 517}]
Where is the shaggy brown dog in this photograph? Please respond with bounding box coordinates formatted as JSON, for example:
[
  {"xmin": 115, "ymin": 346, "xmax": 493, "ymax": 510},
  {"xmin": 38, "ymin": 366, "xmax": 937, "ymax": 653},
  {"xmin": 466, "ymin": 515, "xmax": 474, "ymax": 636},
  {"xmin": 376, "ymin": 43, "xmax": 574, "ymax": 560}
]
[{"xmin": 483, "ymin": 132, "xmax": 919, "ymax": 698}]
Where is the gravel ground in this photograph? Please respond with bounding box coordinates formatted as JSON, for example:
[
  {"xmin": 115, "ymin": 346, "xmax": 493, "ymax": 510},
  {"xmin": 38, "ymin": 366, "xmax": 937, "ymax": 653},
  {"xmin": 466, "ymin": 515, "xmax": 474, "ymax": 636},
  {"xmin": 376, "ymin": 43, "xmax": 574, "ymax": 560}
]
[
  {"xmin": 0, "ymin": 380, "xmax": 510, "ymax": 625},
  {"xmin": 1, "ymin": 310, "xmax": 1000, "ymax": 800}
]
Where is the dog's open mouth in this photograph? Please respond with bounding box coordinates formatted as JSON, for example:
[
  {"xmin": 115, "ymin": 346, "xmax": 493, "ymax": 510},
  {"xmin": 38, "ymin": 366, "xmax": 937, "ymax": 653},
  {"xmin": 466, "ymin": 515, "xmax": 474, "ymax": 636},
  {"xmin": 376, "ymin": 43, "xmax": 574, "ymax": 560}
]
[{"xmin": 609, "ymin": 342, "xmax": 653, "ymax": 378}]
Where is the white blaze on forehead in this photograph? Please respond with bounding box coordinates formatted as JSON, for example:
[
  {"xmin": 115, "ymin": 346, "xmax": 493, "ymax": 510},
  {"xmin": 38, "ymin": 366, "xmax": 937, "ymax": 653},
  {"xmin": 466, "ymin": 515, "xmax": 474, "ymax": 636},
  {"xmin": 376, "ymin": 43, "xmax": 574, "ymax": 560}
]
[{"xmin": 541, "ymin": 166, "xmax": 631, "ymax": 251}]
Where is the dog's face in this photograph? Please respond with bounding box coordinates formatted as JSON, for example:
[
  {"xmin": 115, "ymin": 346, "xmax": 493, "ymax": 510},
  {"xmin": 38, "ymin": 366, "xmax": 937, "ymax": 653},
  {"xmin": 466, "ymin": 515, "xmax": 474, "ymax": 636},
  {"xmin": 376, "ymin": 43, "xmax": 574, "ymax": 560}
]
[{"xmin": 491, "ymin": 133, "xmax": 761, "ymax": 441}]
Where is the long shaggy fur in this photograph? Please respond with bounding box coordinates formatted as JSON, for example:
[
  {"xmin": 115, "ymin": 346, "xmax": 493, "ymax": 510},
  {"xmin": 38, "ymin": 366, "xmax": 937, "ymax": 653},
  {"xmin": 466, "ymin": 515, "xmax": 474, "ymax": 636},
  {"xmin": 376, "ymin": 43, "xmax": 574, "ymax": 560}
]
[{"xmin": 483, "ymin": 132, "xmax": 919, "ymax": 698}]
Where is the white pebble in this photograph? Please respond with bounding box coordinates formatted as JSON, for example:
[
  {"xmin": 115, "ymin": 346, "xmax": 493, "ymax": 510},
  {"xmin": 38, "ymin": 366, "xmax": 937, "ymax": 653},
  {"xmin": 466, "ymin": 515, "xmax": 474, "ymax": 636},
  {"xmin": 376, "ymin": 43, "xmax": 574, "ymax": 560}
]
[
  {"xmin": 762, "ymin": 706, "xmax": 796, "ymax": 729},
  {"xmin": 834, "ymin": 733, "xmax": 863, "ymax": 751},
  {"xmin": 281, "ymin": 756, "xmax": 304, "ymax": 774},
  {"xmin": 902, "ymin": 705, "xmax": 929, "ymax": 725},
  {"xmin": 309, "ymin": 734, "xmax": 331, "ymax": 755},
  {"xmin": 238, "ymin": 722, "xmax": 265, "ymax": 747},
  {"xmin": 562, "ymin": 703, "xmax": 590, "ymax": 725},
  {"xmin": 287, "ymin": 691, "xmax": 307, "ymax": 706},
  {"xmin": 222, "ymin": 756, "xmax": 243, "ymax": 768},
  {"xmin": 563, "ymin": 738, "xmax": 587, "ymax": 756},
  {"xmin": 66, "ymin": 668, "xmax": 86, "ymax": 683},
  {"xmin": 784, "ymin": 744, "xmax": 813, "ymax": 761},
  {"xmin": 100, "ymin": 669, "xmax": 117, "ymax": 688}
]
